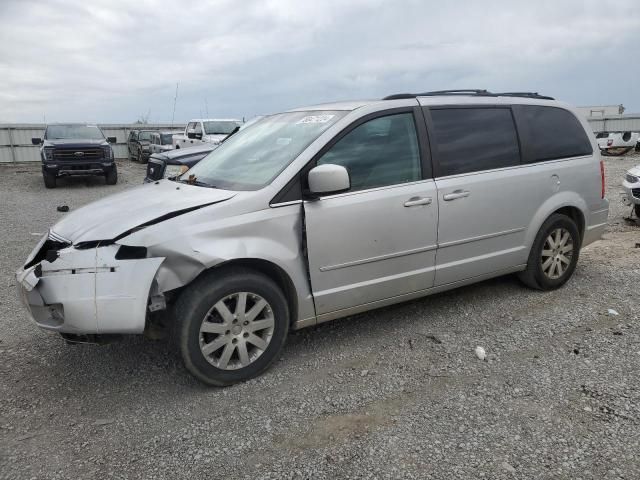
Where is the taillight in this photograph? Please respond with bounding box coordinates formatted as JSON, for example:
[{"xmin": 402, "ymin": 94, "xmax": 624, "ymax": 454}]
[
  {"xmin": 600, "ymin": 159, "xmax": 605, "ymax": 199},
  {"xmin": 607, "ymin": 139, "xmax": 613, "ymax": 147}
]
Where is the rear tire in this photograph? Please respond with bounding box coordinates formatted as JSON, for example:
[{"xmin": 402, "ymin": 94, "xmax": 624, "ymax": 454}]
[
  {"xmin": 43, "ymin": 172, "xmax": 56, "ymax": 189},
  {"xmin": 105, "ymin": 166, "xmax": 118, "ymax": 185},
  {"xmin": 173, "ymin": 267, "xmax": 289, "ymax": 386},
  {"xmin": 518, "ymin": 214, "xmax": 581, "ymax": 290},
  {"xmin": 635, "ymin": 204, "xmax": 640, "ymax": 219}
]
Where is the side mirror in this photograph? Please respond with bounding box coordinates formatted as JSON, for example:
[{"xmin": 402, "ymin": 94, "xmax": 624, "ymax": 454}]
[
  {"xmin": 107, "ymin": 136, "xmax": 117, "ymax": 144},
  {"xmin": 187, "ymin": 129, "xmax": 196, "ymax": 139},
  {"xmin": 307, "ymin": 164, "xmax": 350, "ymax": 195},
  {"xmin": 32, "ymin": 138, "xmax": 42, "ymax": 145}
]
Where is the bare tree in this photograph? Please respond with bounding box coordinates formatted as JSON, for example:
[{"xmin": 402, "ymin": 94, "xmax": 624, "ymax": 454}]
[{"xmin": 134, "ymin": 109, "xmax": 151, "ymax": 124}]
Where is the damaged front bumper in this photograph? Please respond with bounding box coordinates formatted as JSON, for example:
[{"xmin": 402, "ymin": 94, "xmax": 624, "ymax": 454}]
[{"xmin": 16, "ymin": 239, "xmax": 164, "ymax": 335}]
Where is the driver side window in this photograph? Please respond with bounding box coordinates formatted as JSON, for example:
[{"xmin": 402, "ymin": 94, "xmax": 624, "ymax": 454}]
[{"xmin": 317, "ymin": 112, "xmax": 421, "ymax": 192}]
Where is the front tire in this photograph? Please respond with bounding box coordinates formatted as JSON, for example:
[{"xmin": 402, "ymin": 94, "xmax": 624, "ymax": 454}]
[
  {"xmin": 635, "ymin": 204, "xmax": 640, "ymax": 219},
  {"xmin": 105, "ymin": 166, "xmax": 118, "ymax": 185},
  {"xmin": 173, "ymin": 267, "xmax": 289, "ymax": 386},
  {"xmin": 518, "ymin": 214, "xmax": 581, "ymax": 290},
  {"xmin": 43, "ymin": 172, "xmax": 56, "ymax": 189}
]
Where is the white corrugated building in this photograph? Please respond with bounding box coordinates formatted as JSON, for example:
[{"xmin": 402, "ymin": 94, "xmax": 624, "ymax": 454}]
[{"xmin": 577, "ymin": 105, "xmax": 625, "ymax": 118}]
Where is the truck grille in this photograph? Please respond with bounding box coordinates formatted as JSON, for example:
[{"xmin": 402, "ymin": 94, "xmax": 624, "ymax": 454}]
[{"xmin": 53, "ymin": 148, "xmax": 104, "ymax": 161}]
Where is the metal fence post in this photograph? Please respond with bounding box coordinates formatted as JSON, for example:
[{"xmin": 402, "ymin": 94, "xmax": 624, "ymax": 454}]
[{"xmin": 7, "ymin": 127, "xmax": 16, "ymax": 163}]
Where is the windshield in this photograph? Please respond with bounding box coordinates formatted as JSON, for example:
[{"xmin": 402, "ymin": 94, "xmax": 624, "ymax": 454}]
[
  {"xmin": 183, "ymin": 111, "xmax": 346, "ymax": 190},
  {"xmin": 161, "ymin": 133, "xmax": 176, "ymax": 144},
  {"xmin": 203, "ymin": 121, "xmax": 241, "ymax": 135},
  {"xmin": 138, "ymin": 131, "xmax": 153, "ymax": 141},
  {"xmin": 45, "ymin": 125, "xmax": 104, "ymax": 140}
]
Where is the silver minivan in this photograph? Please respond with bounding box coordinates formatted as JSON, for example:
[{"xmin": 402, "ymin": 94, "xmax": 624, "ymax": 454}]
[{"xmin": 16, "ymin": 90, "xmax": 609, "ymax": 385}]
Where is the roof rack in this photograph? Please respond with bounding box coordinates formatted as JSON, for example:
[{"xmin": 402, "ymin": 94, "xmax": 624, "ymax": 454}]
[{"xmin": 382, "ymin": 90, "xmax": 554, "ymax": 101}]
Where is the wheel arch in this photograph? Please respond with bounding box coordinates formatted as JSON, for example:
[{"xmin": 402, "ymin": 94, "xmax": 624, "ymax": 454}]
[
  {"xmin": 552, "ymin": 206, "xmax": 585, "ymax": 242},
  {"xmin": 526, "ymin": 193, "xmax": 588, "ymax": 250},
  {"xmin": 195, "ymin": 258, "xmax": 299, "ymax": 326}
]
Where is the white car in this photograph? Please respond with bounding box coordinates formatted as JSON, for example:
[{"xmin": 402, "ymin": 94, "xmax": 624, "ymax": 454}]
[
  {"xmin": 596, "ymin": 131, "xmax": 639, "ymax": 156},
  {"xmin": 173, "ymin": 119, "xmax": 242, "ymax": 149},
  {"xmin": 622, "ymin": 165, "xmax": 640, "ymax": 218}
]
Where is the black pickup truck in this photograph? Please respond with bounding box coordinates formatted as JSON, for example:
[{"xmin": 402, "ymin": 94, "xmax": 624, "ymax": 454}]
[
  {"xmin": 144, "ymin": 143, "xmax": 215, "ymax": 182},
  {"xmin": 32, "ymin": 124, "xmax": 117, "ymax": 188}
]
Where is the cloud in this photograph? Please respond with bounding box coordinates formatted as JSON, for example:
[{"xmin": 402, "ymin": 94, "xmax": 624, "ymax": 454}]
[{"xmin": 0, "ymin": 0, "xmax": 638, "ymax": 122}]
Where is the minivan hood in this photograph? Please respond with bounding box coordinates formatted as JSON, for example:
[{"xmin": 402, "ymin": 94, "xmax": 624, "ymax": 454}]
[{"xmin": 52, "ymin": 181, "xmax": 235, "ymax": 243}]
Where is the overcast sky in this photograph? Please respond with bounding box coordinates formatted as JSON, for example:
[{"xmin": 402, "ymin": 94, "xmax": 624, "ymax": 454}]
[{"xmin": 1, "ymin": 0, "xmax": 639, "ymax": 123}]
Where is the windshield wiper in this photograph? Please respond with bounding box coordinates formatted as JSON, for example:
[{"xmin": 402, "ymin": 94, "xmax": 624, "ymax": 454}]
[{"xmin": 176, "ymin": 178, "xmax": 218, "ymax": 189}]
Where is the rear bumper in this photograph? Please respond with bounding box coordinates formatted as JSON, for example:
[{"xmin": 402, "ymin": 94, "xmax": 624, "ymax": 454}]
[
  {"xmin": 16, "ymin": 244, "xmax": 163, "ymax": 335},
  {"xmin": 583, "ymin": 201, "xmax": 609, "ymax": 247}
]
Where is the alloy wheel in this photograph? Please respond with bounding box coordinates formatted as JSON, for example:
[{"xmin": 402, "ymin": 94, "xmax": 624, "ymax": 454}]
[
  {"xmin": 540, "ymin": 227, "xmax": 574, "ymax": 279},
  {"xmin": 198, "ymin": 292, "xmax": 275, "ymax": 370}
]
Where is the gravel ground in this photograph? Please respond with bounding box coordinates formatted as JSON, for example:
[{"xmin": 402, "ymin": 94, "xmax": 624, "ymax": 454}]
[{"xmin": 1, "ymin": 154, "xmax": 639, "ymax": 479}]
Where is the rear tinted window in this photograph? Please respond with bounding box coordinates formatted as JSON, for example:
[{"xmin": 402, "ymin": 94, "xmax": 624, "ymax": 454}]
[
  {"xmin": 429, "ymin": 108, "xmax": 520, "ymax": 176},
  {"xmin": 517, "ymin": 106, "xmax": 592, "ymax": 162}
]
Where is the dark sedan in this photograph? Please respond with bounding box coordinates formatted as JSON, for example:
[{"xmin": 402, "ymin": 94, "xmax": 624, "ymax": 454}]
[{"xmin": 144, "ymin": 144, "xmax": 215, "ymax": 182}]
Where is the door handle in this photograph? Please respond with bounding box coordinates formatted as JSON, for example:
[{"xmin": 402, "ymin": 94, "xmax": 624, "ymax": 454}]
[
  {"xmin": 442, "ymin": 190, "xmax": 470, "ymax": 201},
  {"xmin": 404, "ymin": 196, "xmax": 432, "ymax": 207}
]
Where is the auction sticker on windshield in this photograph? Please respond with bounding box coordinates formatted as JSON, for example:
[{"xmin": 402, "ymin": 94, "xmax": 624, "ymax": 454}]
[{"xmin": 296, "ymin": 115, "xmax": 335, "ymax": 124}]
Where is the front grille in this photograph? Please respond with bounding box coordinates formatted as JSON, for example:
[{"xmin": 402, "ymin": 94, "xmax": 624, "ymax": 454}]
[
  {"xmin": 146, "ymin": 159, "xmax": 166, "ymax": 181},
  {"xmin": 632, "ymin": 188, "xmax": 640, "ymax": 199},
  {"xmin": 626, "ymin": 174, "xmax": 639, "ymax": 183},
  {"xmin": 53, "ymin": 148, "xmax": 104, "ymax": 161}
]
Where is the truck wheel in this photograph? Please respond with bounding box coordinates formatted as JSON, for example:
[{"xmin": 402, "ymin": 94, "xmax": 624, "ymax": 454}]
[
  {"xmin": 173, "ymin": 267, "xmax": 289, "ymax": 386},
  {"xmin": 635, "ymin": 204, "xmax": 640, "ymax": 218},
  {"xmin": 137, "ymin": 150, "xmax": 147, "ymax": 164},
  {"xmin": 105, "ymin": 166, "xmax": 118, "ymax": 185},
  {"xmin": 43, "ymin": 172, "xmax": 56, "ymax": 189},
  {"xmin": 518, "ymin": 214, "xmax": 581, "ymax": 291}
]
